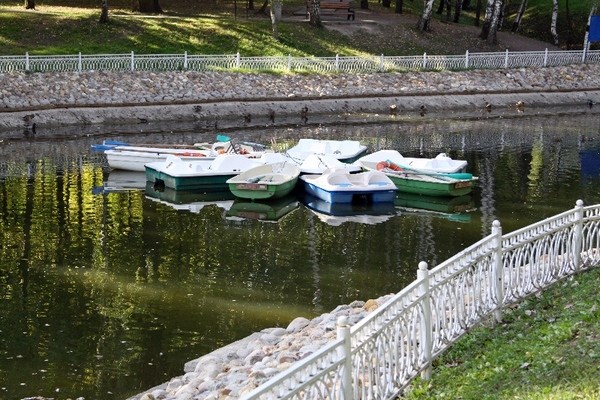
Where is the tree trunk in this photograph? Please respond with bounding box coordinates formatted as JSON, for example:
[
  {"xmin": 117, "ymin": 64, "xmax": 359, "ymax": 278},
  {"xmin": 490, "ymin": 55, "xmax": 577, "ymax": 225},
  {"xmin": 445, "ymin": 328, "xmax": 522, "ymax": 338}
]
[
  {"xmin": 511, "ymin": 0, "xmax": 527, "ymax": 33},
  {"xmin": 99, "ymin": 0, "xmax": 109, "ymax": 23},
  {"xmin": 486, "ymin": 0, "xmax": 503, "ymax": 44},
  {"xmin": 437, "ymin": 0, "xmax": 445, "ymax": 15},
  {"xmin": 454, "ymin": 0, "xmax": 464, "ymax": 23},
  {"xmin": 446, "ymin": 0, "xmax": 452, "ymax": 22},
  {"xmin": 417, "ymin": 0, "xmax": 435, "ymax": 31},
  {"xmin": 551, "ymin": 0, "xmax": 559, "ymax": 46},
  {"xmin": 395, "ymin": 0, "xmax": 403, "ymax": 14},
  {"xmin": 138, "ymin": 0, "xmax": 162, "ymax": 13},
  {"xmin": 382, "ymin": 0, "xmax": 390, "ymax": 7},
  {"xmin": 269, "ymin": 0, "xmax": 282, "ymax": 39},
  {"xmin": 479, "ymin": 0, "xmax": 495, "ymax": 39},
  {"xmin": 256, "ymin": 0, "xmax": 270, "ymax": 15},
  {"xmin": 308, "ymin": 0, "xmax": 322, "ymax": 27},
  {"xmin": 360, "ymin": 0, "xmax": 368, "ymax": 9},
  {"xmin": 25, "ymin": 0, "xmax": 35, "ymax": 10},
  {"xmin": 475, "ymin": 0, "xmax": 482, "ymax": 26},
  {"xmin": 565, "ymin": 0, "xmax": 572, "ymax": 49},
  {"xmin": 248, "ymin": 0, "xmax": 255, "ymax": 10}
]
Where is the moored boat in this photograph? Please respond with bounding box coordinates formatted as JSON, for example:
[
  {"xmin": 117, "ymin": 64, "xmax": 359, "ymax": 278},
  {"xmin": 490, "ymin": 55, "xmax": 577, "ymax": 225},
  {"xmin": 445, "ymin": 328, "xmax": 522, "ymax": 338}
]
[
  {"xmin": 355, "ymin": 150, "xmax": 468, "ymax": 174},
  {"xmin": 299, "ymin": 168, "xmax": 397, "ymax": 204},
  {"xmin": 226, "ymin": 162, "xmax": 301, "ymax": 200},
  {"xmin": 296, "ymin": 154, "xmax": 362, "ymax": 174},
  {"xmin": 285, "ymin": 139, "xmax": 367, "ymax": 163},
  {"xmin": 106, "ymin": 146, "xmax": 212, "ymax": 172},
  {"xmin": 145, "ymin": 154, "xmax": 261, "ymax": 191}
]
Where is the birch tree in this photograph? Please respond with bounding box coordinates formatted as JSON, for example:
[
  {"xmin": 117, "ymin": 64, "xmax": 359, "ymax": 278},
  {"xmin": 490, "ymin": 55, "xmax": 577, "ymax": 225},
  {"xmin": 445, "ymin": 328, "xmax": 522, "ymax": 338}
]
[
  {"xmin": 270, "ymin": 0, "xmax": 282, "ymax": 39},
  {"xmin": 417, "ymin": 0, "xmax": 436, "ymax": 31},
  {"xmin": 511, "ymin": 0, "xmax": 527, "ymax": 33},
  {"xmin": 480, "ymin": 0, "xmax": 503, "ymax": 43},
  {"xmin": 551, "ymin": 0, "xmax": 559, "ymax": 46}
]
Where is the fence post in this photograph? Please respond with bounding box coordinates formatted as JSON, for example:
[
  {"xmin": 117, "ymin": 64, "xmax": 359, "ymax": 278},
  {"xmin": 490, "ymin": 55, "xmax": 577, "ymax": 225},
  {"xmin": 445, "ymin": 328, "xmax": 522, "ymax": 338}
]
[
  {"xmin": 131, "ymin": 51, "xmax": 135, "ymax": 72},
  {"xmin": 236, "ymin": 52, "xmax": 241, "ymax": 69},
  {"xmin": 573, "ymin": 199, "xmax": 585, "ymax": 269},
  {"xmin": 417, "ymin": 261, "xmax": 432, "ymax": 380},
  {"xmin": 184, "ymin": 51, "xmax": 188, "ymax": 70},
  {"xmin": 492, "ymin": 220, "xmax": 504, "ymax": 322},
  {"xmin": 543, "ymin": 48, "xmax": 548, "ymax": 67},
  {"xmin": 78, "ymin": 52, "xmax": 82, "ymax": 73},
  {"xmin": 25, "ymin": 52, "xmax": 30, "ymax": 72},
  {"xmin": 287, "ymin": 54, "xmax": 292, "ymax": 72},
  {"xmin": 504, "ymin": 49, "xmax": 509, "ymax": 69},
  {"xmin": 335, "ymin": 54, "xmax": 339, "ymax": 71},
  {"xmin": 336, "ymin": 316, "xmax": 353, "ymax": 399},
  {"xmin": 465, "ymin": 50, "xmax": 469, "ymax": 69},
  {"xmin": 422, "ymin": 52, "xmax": 427, "ymax": 70},
  {"xmin": 380, "ymin": 54, "xmax": 384, "ymax": 72}
]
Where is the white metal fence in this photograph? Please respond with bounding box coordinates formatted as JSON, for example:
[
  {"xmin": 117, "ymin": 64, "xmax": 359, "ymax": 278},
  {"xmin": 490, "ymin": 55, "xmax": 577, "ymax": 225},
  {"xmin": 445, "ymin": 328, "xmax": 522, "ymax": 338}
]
[
  {"xmin": 1, "ymin": 49, "xmax": 600, "ymax": 73},
  {"xmin": 242, "ymin": 200, "xmax": 600, "ymax": 399}
]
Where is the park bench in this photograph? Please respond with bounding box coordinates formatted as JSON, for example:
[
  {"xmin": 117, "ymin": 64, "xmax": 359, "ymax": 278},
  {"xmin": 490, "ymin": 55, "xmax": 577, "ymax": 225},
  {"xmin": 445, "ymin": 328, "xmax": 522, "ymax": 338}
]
[{"xmin": 306, "ymin": 0, "xmax": 356, "ymax": 20}]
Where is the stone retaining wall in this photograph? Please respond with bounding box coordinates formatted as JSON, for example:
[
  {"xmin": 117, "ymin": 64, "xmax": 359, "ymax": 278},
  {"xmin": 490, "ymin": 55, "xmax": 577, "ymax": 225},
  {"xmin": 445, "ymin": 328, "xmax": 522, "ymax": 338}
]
[{"xmin": 2, "ymin": 64, "xmax": 600, "ymax": 133}]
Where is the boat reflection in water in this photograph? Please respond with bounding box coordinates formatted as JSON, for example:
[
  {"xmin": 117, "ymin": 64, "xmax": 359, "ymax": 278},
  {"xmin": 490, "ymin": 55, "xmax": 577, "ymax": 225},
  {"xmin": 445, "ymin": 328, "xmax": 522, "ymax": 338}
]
[
  {"xmin": 92, "ymin": 170, "xmax": 147, "ymax": 194},
  {"xmin": 144, "ymin": 183, "xmax": 235, "ymax": 213},
  {"xmin": 300, "ymin": 193, "xmax": 400, "ymax": 226},
  {"xmin": 226, "ymin": 195, "xmax": 300, "ymax": 222},
  {"xmin": 394, "ymin": 192, "xmax": 475, "ymax": 222}
]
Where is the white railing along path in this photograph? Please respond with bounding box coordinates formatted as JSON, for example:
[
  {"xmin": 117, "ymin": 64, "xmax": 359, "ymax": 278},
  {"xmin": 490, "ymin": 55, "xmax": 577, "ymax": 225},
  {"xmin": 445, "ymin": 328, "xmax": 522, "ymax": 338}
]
[
  {"xmin": 1, "ymin": 49, "xmax": 600, "ymax": 74},
  {"xmin": 242, "ymin": 200, "xmax": 600, "ymax": 399}
]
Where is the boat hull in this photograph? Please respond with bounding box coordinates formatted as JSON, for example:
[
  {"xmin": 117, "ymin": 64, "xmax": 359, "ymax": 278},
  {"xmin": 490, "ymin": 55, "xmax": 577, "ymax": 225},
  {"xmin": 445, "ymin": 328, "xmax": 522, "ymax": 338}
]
[
  {"xmin": 228, "ymin": 180, "xmax": 298, "ymax": 200},
  {"xmin": 146, "ymin": 166, "xmax": 235, "ymax": 191},
  {"xmin": 357, "ymin": 160, "xmax": 476, "ymax": 197},
  {"xmin": 301, "ymin": 181, "xmax": 396, "ymax": 204},
  {"xmin": 106, "ymin": 147, "xmax": 210, "ymax": 172},
  {"xmin": 386, "ymin": 174, "xmax": 473, "ymax": 197},
  {"xmin": 226, "ymin": 162, "xmax": 301, "ymax": 200}
]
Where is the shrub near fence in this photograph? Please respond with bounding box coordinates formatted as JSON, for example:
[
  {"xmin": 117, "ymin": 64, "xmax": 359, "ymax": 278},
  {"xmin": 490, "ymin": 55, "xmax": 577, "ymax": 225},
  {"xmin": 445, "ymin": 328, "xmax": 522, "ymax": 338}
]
[
  {"xmin": 242, "ymin": 200, "xmax": 600, "ymax": 400},
  {"xmin": 1, "ymin": 49, "xmax": 600, "ymax": 74}
]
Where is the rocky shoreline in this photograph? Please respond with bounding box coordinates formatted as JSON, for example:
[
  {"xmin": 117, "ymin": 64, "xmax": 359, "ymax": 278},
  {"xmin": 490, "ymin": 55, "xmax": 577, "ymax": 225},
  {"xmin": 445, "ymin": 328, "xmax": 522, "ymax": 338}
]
[
  {"xmin": 129, "ymin": 295, "xmax": 394, "ymax": 400},
  {"xmin": 2, "ymin": 63, "xmax": 600, "ymax": 134}
]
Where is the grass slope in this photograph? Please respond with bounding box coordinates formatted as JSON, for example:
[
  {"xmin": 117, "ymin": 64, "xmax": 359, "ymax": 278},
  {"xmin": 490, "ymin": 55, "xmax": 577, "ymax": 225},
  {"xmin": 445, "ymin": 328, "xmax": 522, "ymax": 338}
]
[{"xmin": 403, "ymin": 266, "xmax": 600, "ymax": 400}]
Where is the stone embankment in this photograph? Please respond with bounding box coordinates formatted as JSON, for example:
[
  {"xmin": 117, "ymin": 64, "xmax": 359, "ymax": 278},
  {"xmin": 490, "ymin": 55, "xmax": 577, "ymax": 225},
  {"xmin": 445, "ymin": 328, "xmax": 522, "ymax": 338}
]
[
  {"xmin": 130, "ymin": 295, "xmax": 394, "ymax": 400},
  {"xmin": 1, "ymin": 63, "xmax": 600, "ymax": 132}
]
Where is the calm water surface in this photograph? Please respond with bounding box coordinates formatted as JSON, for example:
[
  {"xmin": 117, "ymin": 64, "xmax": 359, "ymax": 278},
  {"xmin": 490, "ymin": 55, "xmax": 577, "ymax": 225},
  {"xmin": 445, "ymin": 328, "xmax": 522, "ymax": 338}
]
[{"xmin": 1, "ymin": 114, "xmax": 599, "ymax": 399}]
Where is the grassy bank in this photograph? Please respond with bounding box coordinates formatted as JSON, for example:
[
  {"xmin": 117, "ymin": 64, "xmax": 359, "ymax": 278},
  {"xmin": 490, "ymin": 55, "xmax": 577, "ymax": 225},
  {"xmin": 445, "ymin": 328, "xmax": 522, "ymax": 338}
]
[
  {"xmin": 403, "ymin": 266, "xmax": 600, "ymax": 400},
  {"xmin": 0, "ymin": 0, "xmax": 596, "ymax": 56}
]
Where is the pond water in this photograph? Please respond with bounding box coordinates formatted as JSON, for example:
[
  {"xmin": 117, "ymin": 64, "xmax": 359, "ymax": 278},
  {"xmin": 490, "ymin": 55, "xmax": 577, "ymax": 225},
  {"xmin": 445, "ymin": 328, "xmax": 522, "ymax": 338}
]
[{"xmin": 1, "ymin": 113, "xmax": 599, "ymax": 400}]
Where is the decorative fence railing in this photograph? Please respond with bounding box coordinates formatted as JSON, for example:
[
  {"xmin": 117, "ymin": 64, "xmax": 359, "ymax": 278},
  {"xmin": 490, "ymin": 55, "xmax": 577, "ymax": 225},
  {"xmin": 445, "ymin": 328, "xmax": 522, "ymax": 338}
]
[
  {"xmin": 242, "ymin": 200, "xmax": 600, "ymax": 400},
  {"xmin": 1, "ymin": 49, "xmax": 600, "ymax": 74}
]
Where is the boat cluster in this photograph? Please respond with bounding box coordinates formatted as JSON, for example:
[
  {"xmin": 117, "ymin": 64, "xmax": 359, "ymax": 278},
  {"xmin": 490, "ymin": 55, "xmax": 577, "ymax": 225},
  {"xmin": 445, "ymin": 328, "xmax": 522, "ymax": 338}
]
[{"xmin": 93, "ymin": 137, "xmax": 478, "ymax": 223}]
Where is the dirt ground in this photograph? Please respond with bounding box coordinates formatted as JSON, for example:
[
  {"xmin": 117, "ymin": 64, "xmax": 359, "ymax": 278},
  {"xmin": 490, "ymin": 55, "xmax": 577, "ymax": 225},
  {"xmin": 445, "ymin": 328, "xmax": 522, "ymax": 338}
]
[{"xmin": 287, "ymin": 6, "xmax": 560, "ymax": 54}]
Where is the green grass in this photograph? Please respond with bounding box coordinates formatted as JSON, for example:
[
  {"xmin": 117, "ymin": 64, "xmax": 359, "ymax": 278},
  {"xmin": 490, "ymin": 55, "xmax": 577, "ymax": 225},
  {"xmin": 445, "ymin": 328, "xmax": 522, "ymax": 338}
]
[
  {"xmin": 0, "ymin": 0, "xmax": 597, "ymax": 56},
  {"xmin": 403, "ymin": 266, "xmax": 600, "ymax": 400},
  {"xmin": 0, "ymin": 3, "xmax": 375, "ymax": 56}
]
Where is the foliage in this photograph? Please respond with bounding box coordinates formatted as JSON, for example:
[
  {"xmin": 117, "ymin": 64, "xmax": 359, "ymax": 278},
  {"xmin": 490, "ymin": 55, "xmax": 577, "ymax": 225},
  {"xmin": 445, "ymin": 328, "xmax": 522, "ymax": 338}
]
[{"xmin": 403, "ymin": 266, "xmax": 600, "ymax": 400}]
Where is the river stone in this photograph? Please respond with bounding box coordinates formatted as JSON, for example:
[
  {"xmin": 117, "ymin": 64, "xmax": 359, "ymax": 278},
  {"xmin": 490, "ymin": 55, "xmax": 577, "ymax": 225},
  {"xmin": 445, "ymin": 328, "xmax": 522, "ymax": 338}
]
[{"xmin": 286, "ymin": 316, "xmax": 310, "ymax": 333}]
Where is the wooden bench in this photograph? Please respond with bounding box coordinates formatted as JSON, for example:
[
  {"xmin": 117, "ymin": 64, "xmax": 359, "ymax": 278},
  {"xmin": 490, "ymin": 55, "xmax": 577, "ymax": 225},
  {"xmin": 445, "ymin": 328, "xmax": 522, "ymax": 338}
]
[{"xmin": 306, "ymin": 0, "xmax": 356, "ymax": 20}]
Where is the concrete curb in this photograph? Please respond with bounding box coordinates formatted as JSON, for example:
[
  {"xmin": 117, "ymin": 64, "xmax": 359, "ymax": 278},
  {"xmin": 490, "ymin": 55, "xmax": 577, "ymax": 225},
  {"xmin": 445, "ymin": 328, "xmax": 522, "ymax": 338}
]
[{"xmin": 3, "ymin": 89, "xmax": 600, "ymax": 134}]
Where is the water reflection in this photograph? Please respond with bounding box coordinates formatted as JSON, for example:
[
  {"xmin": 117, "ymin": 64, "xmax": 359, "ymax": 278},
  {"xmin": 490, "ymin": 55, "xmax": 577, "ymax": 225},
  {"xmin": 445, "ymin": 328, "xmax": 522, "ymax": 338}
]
[{"xmin": 0, "ymin": 114, "xmax": 599, "ymax": 400}]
